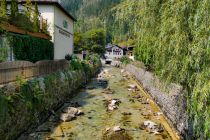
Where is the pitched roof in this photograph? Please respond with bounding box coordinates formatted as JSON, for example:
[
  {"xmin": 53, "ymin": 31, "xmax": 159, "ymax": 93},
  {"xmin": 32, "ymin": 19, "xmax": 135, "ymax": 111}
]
[
  {"xmin": 105, "ymin": 44, "xmax": 123, "ymax": 50},
  {"xmin": 7, "ymin": 0, "xmax": 76, "ymax": 21}
]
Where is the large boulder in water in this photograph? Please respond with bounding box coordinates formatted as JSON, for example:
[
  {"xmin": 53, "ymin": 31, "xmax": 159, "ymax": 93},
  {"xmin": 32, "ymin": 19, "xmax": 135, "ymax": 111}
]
[{"xmin": 102, "ymin": 126, "xmax": 132, "ymax": 140}]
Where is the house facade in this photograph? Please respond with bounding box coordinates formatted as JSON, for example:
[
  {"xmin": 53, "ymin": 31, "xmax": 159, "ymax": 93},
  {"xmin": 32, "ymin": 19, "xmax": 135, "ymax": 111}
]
[
  {"xmin": 105, "ymin": 44, "xmax": 124, "ymax": 59},
  {"xmin": 7, "ymin": 0, "xmax": 76, "ymax": 60}
]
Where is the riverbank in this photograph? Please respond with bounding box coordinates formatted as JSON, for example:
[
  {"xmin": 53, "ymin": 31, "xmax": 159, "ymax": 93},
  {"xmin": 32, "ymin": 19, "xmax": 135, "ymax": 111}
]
[
  {"xmin": 0, "ymin": 58, "xmax": 101, "ymax": 140},
  {"xmin": 124, "ymin": 63, "xmax": 187, "ymax": 139},
  {"xmin": 18, "ymin": 65, "xmax": 179, "ymax": 140}
]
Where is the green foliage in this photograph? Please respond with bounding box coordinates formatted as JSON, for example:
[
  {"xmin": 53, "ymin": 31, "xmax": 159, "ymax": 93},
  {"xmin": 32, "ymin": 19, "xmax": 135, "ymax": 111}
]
[
  {"xmin": 114, "ymin": 0, "xmax": 210, "ymax": 139},
  {"xmin": 74, "ymin": 32, "xmax": 83, "ymax": 53},
  {"xmin": 10, "ymin": 0, "xmax": 18, "ymax": 19},
  {"xmin": 91, "ymin": 44, "xmax": 105, "ymax": 54},
  {"xmin": 33, "ymin": 3, "xmax": 39, "ymax": 32},
  {"xmin": 86, "ymin": 54, "xmax": 101, "ymax": 65},
  {"xmin": 120, "ymin": 56, "xmax": 131, "ymax": 65},
  {"xmin": 65, "ymin": 54, "xmax": 73, "ymax": 61},
  {"xmin": 84, "ymin": 28, "xmax": 105, "ymax": 46},
  {"xmin": 0, "ymin": 94, "xmax": 9, "ymax": 123},
  {"xmin": 74, "ymin": 28, "xmax": 106, "ymax": 54},
  {"xmin": 24, "ymin": 0, "xmax": 33, "ymax": 20},
  {"xmin": 1, "ymin": 0, "xmax": 49, "ymax": 34},
  {"xmin": 61, "ymin": 0, "xmax": 122, "ymax": 42},
  {"xmin": 0, "ymin": 0, "xmax": 7, "ymax": 18},
  {"xmin": 0, "ymin": 54, "xmax": 101, "ymax": 139},
  {"xmin": 9, "ymin": 13, "xmax": 34, "ymax": 32},
  {"xmin": 9, "ymin": 34, "xmax": 54, "ymax": 62},
  {"xmin": 0, "ymin": 39, "xmax": 8, "ymax": 62},
  {"xmin": 0, "ymin": 47, "xmax": 7, "ymax": 62}
]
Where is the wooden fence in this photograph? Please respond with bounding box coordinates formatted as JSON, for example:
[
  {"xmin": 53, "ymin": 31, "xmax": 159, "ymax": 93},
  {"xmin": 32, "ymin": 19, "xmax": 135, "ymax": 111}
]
[{"xmin": 0, "ymin": 60, "xmax": 69, "ymax": 84}]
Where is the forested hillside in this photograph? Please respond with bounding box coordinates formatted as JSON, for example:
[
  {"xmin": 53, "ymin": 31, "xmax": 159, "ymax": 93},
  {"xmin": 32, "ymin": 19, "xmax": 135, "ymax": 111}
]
[
  {"xmin": 61, "ymin": 0, "xmax": 121, "ymax": 32},
  {"xmin": 61, "ymin": 0, "xmax": 124, "ymax": 43}
]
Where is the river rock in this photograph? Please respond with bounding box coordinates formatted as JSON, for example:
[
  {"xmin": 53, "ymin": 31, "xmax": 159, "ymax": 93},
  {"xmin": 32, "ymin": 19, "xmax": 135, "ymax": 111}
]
[
  {"xmin": 107, "ymin": 99, "xmax": 121, "ymax": 111},
  {"xmin": 62, "ymin": 107, "xmax": 77, "ymax": 114},
  {"xmin": 61, "ymin": 107, "xmax": 84, "ymax": 122},
  {"xmin": 139, "ymin": 121, "xmax": 164, "ymax": 134},
  {"xmin": 60, "ymin": 113, "xmax": 75, "ymax": 122},
  {"xmin": 103, "ymin": 126, "xmax": 132, "ymax": 140},
  {"xmin": 128, "ymin": 84, "xmax": 137, "ymax": 89},
  {"xmin": 108, "ymin": 104, "xmax": 118, "ymax": 111},
  {"xmin": 113, "ymin": 126, "xmax": 122, "ymax": 132},
  {"xmin": 154, "ymin": 112, "xmax": 163, "ymax": 116},
  {"xmin": 77, "ymin": 110, "xmax": 84, "ymax": 116}
]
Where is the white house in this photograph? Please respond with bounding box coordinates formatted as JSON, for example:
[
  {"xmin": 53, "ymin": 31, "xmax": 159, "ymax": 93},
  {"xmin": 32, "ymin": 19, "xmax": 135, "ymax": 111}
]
[
  {"xmin": 7, "ymin": 0, "xmax": 76, "ymax": 60},
  {"xmin": 105, "ymin": 44, "xmax": 124, "ymax": 59}
]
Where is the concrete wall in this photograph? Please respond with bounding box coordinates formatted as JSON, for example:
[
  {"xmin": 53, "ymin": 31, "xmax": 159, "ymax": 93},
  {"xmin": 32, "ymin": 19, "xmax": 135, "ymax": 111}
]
[
  {"xmin": 38, "ymin": 5, "xmax": 55, "ymax": 42},
  {"xmin": 54, "ymin": 6, "xmax": 74, "ymax": 60}
]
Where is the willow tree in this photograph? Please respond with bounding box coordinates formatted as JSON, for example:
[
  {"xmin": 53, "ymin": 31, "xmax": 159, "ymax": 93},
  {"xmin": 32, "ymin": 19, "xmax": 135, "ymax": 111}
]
[{"xmin": 114, "ymin": 0, "xmax": 210, "ymax": 139}]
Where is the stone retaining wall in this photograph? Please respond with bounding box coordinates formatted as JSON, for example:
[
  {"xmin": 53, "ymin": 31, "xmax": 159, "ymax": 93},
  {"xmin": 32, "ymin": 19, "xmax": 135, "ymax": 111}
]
[
  {"xmin": 124, "ymin": 64, "xmax": 187, "ymax": 138},
  {"xmin": 0, "ymin": 63, "xmax": 101, "ymax": 140}
]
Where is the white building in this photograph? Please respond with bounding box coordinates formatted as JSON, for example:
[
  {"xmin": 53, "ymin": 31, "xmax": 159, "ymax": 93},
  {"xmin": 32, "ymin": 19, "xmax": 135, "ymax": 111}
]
[
  {"xmin": 105, "ymin": 44, "xmax": 124, "ymax": 59},
  {"xmin": 7, "ymin": 0, "xmax": 76, "ymax": 60}
]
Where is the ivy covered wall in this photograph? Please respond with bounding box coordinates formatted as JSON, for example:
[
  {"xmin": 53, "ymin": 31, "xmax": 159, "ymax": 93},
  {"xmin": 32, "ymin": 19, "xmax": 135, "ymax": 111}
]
[
  {"xmin": 0, "ymin": 33, "xmax": 54, "ymax": 63},
  {"xmin": 0, "ymin": 35, "xmax": 9, "ymax": 62},
  {"xmin": 10, "ymin": 33, "xmax": 54, "ymax": 62}
]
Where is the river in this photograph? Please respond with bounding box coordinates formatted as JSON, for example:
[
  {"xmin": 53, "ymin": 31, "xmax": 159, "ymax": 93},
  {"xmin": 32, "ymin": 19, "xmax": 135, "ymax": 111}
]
[{"xmin": 19, "ymin": 66, "xmax": 180, "ymax": 140}]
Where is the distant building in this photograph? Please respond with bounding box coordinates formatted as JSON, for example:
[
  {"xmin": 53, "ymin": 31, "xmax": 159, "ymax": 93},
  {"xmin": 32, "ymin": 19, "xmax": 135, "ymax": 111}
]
[
  {"xmin": 126, "ymin": 46, "xmax": 134, "ymax": 60},
  {"xmin": 105, "ymin": 44, "xmax": 124, "ymax": 59},
  {"xmin": 7, "ymin": 0, "xmax": 76, "ymax": 60}
]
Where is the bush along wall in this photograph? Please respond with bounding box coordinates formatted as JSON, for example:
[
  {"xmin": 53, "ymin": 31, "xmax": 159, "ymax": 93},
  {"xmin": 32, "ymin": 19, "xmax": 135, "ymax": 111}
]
[
  {"xmin": 0, "ymin": 57, "xmax": 101, "ymax": 140},
  {"xmin": 9, "ymin": 33, "xmax": 54, "ymax": 62}
]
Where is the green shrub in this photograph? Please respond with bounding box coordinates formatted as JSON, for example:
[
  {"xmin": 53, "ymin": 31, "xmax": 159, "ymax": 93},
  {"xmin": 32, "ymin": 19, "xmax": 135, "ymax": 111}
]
[
  {"xmin": 65, "ymin": 54, "xmax": 73, "ymax": 61},
  {"xmin": 0, "ymin": 46, "xmax": 7, "ymax": 63},
  {"xmin": 9, "ymin": 14, "xmax": 34, "ymax": 32},
  {"xmin": 120, "ymin": 56, "xmax": 131, "ymax": 65}
]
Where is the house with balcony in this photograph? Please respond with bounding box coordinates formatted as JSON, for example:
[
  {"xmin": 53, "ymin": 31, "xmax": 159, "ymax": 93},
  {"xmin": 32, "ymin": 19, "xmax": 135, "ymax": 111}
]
[
  {"xmin": 105, "ymin": 44, "xmax": 124, "ymax": 59},
  {"xmin": 6, "ymin": 0, "xmax": 76, "ymax": 60}
]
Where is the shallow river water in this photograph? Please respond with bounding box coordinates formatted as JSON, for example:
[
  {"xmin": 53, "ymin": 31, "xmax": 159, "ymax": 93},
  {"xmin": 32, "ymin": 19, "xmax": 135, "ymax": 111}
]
[{"xmin": 22, "ymin": 66, "xmax": 180, "ymax": 140}]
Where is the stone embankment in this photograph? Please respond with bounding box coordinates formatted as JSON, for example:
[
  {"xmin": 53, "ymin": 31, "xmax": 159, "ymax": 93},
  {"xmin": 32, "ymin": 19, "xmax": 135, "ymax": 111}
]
[
  {"xmin": 0, "ymin": 62, "xmax": 101, "ymax": 140},
  {"xmin": 124, "ymin": 64, "xmax": 187, "ymax": 138}
]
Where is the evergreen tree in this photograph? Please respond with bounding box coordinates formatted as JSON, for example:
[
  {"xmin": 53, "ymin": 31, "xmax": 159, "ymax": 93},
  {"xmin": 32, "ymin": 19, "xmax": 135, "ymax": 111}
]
[
  {"xmin": 0, "ymin": 0, "xmax": 7, "ymax": 18},
  {"xmin": 24, "ymin": 0, "xmax": 33, "ymax": 20},
  {"xmin": 10, "ymin": 0, "xmax": 19, "ymax": 19},
  {"xmin": 33, "ymin": 3, "xmax": 39, "ymax": 32}
]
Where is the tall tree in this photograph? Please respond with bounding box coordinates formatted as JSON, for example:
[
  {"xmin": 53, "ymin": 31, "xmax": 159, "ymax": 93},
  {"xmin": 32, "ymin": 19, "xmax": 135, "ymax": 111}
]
[
  {"xmin": 33, "ymin": 3, "xmax": 39, "ymax": 32},
  {"xmin": 0, "ymin": 0, "xmax": 7, "ymax": 18},
  {"xmin": 10, "ymin": 0, "xmax": 19, "ymax": 19},
  {"xmin": 24, "ymin": 0, "xmax": 33, "ymax": 20}
]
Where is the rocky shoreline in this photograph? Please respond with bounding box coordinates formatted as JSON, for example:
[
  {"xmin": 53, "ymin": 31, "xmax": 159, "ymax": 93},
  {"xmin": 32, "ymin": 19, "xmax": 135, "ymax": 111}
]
[{"xmin": 124, "ymin": 64, "xmax": 187, "ymax": 139}]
